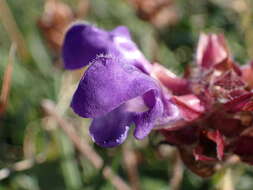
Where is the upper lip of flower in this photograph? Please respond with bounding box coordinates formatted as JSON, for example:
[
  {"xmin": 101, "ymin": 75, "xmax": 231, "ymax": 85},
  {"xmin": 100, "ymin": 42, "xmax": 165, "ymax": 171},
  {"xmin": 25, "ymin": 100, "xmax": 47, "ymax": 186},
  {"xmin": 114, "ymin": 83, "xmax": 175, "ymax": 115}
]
[{"xmin": 62, "ymin": 22, "xmax": 152, "ymax": 73}]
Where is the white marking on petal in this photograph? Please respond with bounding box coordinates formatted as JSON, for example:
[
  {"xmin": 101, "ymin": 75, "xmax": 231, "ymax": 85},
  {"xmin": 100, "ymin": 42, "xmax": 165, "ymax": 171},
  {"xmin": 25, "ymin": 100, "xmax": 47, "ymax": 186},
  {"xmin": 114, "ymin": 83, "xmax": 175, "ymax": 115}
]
[{"xmin": 113, "ymin": 36, "xmax": 144, "ymax": 61}]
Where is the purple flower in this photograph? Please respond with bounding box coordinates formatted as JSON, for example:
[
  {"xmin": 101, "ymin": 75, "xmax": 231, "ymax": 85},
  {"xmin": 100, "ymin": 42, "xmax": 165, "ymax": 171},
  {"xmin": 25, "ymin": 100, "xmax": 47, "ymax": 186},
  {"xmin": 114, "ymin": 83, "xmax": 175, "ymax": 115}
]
[{"xmin": 62, "ymin": 23, "xmax": 179, "ymax": 147}]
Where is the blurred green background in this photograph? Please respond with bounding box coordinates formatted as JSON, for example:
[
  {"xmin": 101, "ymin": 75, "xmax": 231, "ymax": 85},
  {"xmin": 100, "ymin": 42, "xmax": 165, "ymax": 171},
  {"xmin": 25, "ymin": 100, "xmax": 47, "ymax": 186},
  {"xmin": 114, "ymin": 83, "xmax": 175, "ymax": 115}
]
[{"xmin": 0, "ymin": 0, "xmax": 253, "ymax": 189}]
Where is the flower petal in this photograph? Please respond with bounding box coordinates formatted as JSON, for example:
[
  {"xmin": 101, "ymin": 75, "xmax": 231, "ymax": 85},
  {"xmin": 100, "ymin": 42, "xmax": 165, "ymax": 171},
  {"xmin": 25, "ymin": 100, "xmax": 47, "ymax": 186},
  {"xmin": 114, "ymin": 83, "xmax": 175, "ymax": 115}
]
[
  {"xmin": 241, "ymin": 61, "xmax": 253, "ymax": 87},
  {"xmin": 224, "ymin": 92, "xmax": 253, "ymax": 112},
  {"xmin": 172, "ymin": 95, "xmax": 205, "ymax": 121},
  {"xmin": 154, "ymin": 97, "xmax": 184, "ymax": 130},
  {"xmin": 193, "ymin": 130, "xmax": 224, "ymax": 162},
  {"xmin": 196, "ymin": 33, "xmax": 228, "ymax": 69},
  {"xmin": 71, "ymin": 55, "xmax": 180, "ymax": 141},
  {"xmin": 152, "ymin": 63, "xmax": 189, "ymax": 95},
  {"xmin": 62, "ymin": 23, "xmax": 110, "ymax": 69},
  {"xmin": 110, "ymin": 26, "xmax": 131, "ymax": 39},
  {"xmin": 193, "ymin": 146, "xmax": 217, "ymax": 162},
  {"xmin": 207, "ymin": 130, "xmax": 224, "ymax": 160},
  {"xmin": 62, "ymin": 22, "xmax": 151, "ymax": 72},
  {"xmin": 133, "ymin": 90, "xmax": 163, "ymax": 139},
  {"xmin": 71, "ymin": 55, "xmax": 161, "ymax": 118},
  {"xmin": 89, "ymin": 106, "xmax": 132, "ymax": 147}
]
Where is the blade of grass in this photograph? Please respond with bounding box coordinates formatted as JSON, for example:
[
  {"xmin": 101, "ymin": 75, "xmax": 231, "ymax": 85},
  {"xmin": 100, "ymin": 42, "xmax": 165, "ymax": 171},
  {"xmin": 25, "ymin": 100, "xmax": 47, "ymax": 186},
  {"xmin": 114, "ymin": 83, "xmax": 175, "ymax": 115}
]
[
  {"xmin": 240, "ymin": 0, "xmax": 253, "ymax": 59},
  {"xmin": 0, "ymin": 43, "xmax": 16, "ymax": 115},
  {"xmin": 216, "ymin": 168, "xmax": 235, "ymax": 190},
  {"xmin": 123, "ymin": 143, "xmax": 141, "ymax": 190},
  {"xmin": 0, "ymin": 0, "xmax": 28, "ymax": 59},
  {"xmin": 58, "ymin": 130, "xmax": 83, "ymax": 189},
  {"xmin": 169, "ymin": 149, "xmax": 183, "ymax": 190},
  {"xmin": 0, "ymin": 155, "xmax": 46, "ymax": 181}
]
